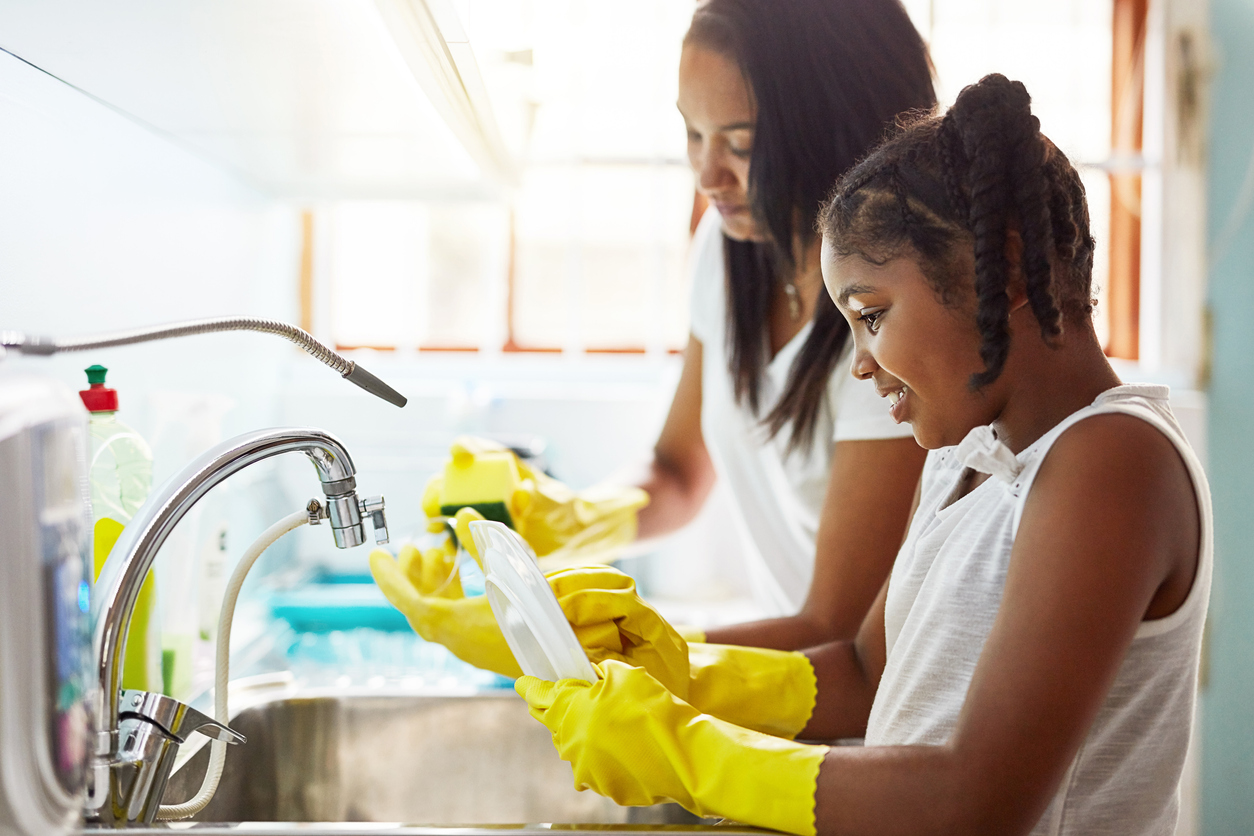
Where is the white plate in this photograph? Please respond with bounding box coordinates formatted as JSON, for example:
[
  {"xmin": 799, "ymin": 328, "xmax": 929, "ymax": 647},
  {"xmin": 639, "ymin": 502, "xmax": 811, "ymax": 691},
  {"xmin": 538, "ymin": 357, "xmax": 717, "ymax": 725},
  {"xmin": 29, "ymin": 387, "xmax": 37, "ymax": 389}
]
[{"xmin": 470, "ymin": 520, "xmax": 598, "ymax": 683}]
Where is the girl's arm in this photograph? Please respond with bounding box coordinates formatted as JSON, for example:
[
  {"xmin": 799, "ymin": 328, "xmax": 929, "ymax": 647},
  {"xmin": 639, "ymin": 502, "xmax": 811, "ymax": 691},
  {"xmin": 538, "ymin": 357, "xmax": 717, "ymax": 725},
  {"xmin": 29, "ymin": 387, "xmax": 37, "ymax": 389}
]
[
  {"xmin": 706, "ymin": 436, "xmax": 925, "ymax": 649},
  {"xmin": 630, "ymin": 335, "xmax": 718, "ymax": 540},
  {"xmin": 804, "ymin": 413, "xmax": 1200, "ymax": 836}
]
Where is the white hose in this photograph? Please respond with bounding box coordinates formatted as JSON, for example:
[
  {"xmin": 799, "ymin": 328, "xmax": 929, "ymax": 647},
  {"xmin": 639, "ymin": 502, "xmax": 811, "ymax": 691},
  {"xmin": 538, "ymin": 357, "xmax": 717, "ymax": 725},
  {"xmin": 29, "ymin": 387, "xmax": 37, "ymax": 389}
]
[{"xmin": 156, "ymin": 509, "xmax": 310, "ymax": 820}]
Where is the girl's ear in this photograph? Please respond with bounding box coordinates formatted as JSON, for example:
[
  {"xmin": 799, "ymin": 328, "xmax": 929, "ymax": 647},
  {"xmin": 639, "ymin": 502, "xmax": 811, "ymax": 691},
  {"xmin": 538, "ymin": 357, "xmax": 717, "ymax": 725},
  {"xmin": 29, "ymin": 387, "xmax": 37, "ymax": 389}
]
[{"xmin": 1003, "ymin": 229, "xmax": 1029, "ymax": 312}]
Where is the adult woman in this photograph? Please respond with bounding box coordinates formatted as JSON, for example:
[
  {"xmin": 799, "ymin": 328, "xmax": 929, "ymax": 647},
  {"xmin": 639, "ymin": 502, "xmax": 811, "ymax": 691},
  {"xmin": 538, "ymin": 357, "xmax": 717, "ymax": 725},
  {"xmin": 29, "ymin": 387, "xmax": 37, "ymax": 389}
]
[
  {"xmin": 372, "ymin": 0, "xmax": 936, "ymax": 672},
  {"xmin": 630, "ymin": 0, "xmax": 934, "ymax": 647}
]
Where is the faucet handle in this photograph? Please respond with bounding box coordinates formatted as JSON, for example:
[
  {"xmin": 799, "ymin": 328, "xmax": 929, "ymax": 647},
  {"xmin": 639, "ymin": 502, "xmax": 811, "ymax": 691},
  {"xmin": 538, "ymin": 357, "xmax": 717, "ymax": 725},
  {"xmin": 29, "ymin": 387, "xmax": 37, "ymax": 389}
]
[
  {"xmin": 119, "ymin": 690, "xmax": 245, "ymax": 746},
  {"xmin": 359, "ymin": 495, "xmax": 389, "ymax": 545},
  {"xmin": 181, "ymin": 710, "xmax": 246, "ymax": 745}
]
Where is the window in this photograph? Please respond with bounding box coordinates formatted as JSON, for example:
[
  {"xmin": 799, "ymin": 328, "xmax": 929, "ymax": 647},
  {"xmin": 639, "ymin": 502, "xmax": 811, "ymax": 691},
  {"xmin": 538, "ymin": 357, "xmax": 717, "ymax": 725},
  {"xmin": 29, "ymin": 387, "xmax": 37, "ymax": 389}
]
[
  {"xmin": 315, "ymin": 0, "xmax": 697, "ymax": 357},
  {"xmin": 319, "ymin": 0, "xmax": 1155, "ymax": 365},
  {"xmin": 902, "ymin": 0, "xmax": 1131, "ymax": 355}
]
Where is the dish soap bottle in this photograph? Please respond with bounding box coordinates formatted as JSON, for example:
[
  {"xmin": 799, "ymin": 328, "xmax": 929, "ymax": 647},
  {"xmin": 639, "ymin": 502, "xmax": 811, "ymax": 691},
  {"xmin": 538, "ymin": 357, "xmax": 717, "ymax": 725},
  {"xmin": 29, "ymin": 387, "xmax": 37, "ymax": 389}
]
[{"xmin": 80, "ymin": 364, "xmax": 161, "ymax": 692}]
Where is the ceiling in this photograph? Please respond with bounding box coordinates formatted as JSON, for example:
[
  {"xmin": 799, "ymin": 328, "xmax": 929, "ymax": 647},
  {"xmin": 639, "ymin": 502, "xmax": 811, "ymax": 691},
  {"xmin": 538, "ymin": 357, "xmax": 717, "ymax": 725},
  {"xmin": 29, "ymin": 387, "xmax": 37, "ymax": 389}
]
[{"xmin": 0, "ymin": 0, "xmax": 494, "ymax": 199}]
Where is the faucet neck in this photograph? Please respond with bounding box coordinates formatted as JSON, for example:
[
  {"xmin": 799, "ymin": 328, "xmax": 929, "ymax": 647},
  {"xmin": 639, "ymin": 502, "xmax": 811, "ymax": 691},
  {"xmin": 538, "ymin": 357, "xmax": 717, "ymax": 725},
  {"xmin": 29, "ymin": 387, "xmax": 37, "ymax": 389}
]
[{"xmin": 91, "ymin": 427, "xmax": 359, "ymax": 750}]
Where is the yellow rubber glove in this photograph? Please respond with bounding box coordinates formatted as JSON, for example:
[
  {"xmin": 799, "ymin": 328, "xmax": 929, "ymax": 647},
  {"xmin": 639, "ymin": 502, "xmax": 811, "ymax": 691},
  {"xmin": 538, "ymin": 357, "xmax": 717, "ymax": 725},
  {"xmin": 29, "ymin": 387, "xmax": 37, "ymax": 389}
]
[
  {"xmin": 425, "ymin": 437, "xmax": 650, "ymax": 568},
  {"xmin": 686, "ymin": 643, "xmax": 817, "ymax": 739},
  {"xmin": 517, "ymin": 660, "xmax": 828, "ymax": 835},
  {"xmin": 548, "ymin": 566, "xmax": 690, "ymax": 698},
  {"xmin": 370, "ymin": 509, "xmax": 523, "ymax": 678},
  {"xmin": 549, "ymin": 565, "xmax": 817, "ymax": 738},
  {"xmin": 371, "ymin": 519, "xmax": 685, "ymax": 686},
  {"xmin": 674, "ymin": 624, "xmax": 707, "ymax": 644}
]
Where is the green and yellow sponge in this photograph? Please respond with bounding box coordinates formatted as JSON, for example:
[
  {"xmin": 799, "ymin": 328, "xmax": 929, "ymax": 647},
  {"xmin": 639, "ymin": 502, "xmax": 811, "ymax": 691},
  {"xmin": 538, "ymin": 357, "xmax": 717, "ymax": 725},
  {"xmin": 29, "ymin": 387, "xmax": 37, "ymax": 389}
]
[{"xmin": 423, "ymin": 437, "xmax": 524, "ymax": 534}]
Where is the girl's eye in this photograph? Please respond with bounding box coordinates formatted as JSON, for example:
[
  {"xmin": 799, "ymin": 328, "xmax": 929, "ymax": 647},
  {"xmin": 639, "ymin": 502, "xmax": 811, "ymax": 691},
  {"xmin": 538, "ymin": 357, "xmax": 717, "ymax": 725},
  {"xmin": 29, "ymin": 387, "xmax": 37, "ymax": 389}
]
[
  {"xmin": 857, "ymin": 309, "xmax": 885, "ymax": 333},
  {"xmin": 729, "ymin": 144, "xmax": 752, "ymax": 159}
]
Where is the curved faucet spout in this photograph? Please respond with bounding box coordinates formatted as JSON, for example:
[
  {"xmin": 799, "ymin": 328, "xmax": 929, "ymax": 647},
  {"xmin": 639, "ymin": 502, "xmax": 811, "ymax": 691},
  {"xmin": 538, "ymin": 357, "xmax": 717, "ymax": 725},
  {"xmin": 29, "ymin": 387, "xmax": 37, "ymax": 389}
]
[{"xmin": 90, "ymin": 427, "xmax": 368, "ymax": 759}]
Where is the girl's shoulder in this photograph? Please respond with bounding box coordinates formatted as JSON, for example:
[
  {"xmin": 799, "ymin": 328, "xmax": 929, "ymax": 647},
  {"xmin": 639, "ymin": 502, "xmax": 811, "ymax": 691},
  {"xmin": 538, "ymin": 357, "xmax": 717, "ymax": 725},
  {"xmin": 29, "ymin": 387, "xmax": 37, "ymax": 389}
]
[
  {"xmin": 942, "ymin": 384, "xmax": 1208, "ymax": 542},
  {"xmin": 1014, "ymin": 384, "xmax": 1203, "ymax": 520},
  {"xmin": 1011, "ymin": 383, "xmax": 1210, "ymax": 627}
]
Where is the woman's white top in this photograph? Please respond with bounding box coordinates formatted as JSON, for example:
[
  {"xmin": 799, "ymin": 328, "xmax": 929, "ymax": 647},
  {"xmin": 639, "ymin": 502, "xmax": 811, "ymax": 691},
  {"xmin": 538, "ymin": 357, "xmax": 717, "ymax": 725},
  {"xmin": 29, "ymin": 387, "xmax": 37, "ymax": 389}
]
[
  {"xmin": 866, "ymin": 384, "xmax": 1212, "ymax": 836},
  {"xmin": 688, "ymin": 208, "xmax": 913, "ymax": 614}
]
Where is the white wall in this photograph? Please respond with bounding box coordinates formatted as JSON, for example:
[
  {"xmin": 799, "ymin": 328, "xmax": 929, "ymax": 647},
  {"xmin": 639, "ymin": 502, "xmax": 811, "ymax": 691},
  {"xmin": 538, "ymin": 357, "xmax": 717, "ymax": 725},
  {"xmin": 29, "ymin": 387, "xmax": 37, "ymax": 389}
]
[
  {"xmin": 0, "ymin": 49, "xmax": 300, "ymax": 437},
  {"xmin": 0, "ymin": 47, "xmax": 307, "ymax": 644},
  {"xmin": 0, "ymin": 45, "xmax": 747, "ymax": 637}
]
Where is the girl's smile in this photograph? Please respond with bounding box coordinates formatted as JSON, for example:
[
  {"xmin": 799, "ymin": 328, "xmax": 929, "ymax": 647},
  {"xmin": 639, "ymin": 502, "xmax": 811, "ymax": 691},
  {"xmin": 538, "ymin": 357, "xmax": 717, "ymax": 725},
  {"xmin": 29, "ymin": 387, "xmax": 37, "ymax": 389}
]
[{"xmin": 885, "ymin": 386, "xmax": 908, "ymax": 423}]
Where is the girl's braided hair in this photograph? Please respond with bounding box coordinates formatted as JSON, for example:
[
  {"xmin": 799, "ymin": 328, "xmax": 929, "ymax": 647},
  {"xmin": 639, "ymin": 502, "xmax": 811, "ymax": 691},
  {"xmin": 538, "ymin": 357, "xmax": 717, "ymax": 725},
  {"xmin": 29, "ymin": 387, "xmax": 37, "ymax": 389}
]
[{"xmin": 820, "ymin": 74, "xmax": 1096, "ymax": 388}]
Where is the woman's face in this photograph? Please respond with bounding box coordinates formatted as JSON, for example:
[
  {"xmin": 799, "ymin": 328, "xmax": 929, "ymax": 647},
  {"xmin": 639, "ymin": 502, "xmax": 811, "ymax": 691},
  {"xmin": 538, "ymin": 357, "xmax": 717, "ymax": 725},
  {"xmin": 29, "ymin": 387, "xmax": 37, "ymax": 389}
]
[
  {"xmin": 677, "ymin": 44, "xmax": 761, "ymax": 242},
  {"xmin": 821, "ymin": 239, "xmax": 1003, "ymax": 449}
]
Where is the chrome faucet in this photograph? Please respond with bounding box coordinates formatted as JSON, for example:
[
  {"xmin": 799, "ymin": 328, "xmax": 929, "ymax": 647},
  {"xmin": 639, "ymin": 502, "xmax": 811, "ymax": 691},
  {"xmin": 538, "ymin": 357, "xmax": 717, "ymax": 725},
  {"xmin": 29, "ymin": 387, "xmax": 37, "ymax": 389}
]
[{"xmin": 86, "ymin": 427, "xmax": 389, "ymax": 825}]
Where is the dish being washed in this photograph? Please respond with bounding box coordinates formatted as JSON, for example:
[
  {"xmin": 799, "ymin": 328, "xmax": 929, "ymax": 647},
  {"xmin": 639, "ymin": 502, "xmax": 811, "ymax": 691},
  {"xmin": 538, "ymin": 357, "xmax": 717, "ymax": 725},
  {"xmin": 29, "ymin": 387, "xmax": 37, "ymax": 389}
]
[{"xmin": 470, "ymin": 520, "xmax": 598, "ymax": 684}]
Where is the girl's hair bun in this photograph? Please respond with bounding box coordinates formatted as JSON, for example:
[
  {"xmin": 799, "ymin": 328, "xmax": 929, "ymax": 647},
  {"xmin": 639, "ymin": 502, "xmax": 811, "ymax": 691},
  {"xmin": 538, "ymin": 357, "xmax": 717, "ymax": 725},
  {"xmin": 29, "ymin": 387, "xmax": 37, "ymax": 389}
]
[{"xmin": 820, "ymin": 74, "xmax": 1095, "ymax": 390}]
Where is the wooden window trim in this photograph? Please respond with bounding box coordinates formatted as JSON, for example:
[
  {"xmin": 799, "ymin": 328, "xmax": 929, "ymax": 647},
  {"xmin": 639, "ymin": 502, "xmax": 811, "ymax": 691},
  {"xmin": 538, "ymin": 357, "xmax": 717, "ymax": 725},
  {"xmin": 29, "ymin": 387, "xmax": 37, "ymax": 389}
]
[
  {"xmin": 1108, "ymin": 0, "xmax": 1148, "ymax": 360},
  {"xmin": 500, "ymin": 202, "xmax": 689, "ymax": 356},
  {"xmin": 299, "ymin": 210, "xmax": 315, "ymax": 335}
]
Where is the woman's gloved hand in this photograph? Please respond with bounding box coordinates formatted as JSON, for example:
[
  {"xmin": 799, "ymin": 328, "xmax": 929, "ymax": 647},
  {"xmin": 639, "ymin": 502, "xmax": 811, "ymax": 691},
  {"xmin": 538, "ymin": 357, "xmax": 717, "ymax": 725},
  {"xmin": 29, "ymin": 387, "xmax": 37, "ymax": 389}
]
[
  {"xmin": 553, "ymin": 565, "xmax": 817, "ymax": 738},
  {"xmin": 424, "ymin": 436, "xmax": 650, "ymax": 568},
  {"xmin": 516, "ymin": 660, "xmax": 828, "ymax": 836}
]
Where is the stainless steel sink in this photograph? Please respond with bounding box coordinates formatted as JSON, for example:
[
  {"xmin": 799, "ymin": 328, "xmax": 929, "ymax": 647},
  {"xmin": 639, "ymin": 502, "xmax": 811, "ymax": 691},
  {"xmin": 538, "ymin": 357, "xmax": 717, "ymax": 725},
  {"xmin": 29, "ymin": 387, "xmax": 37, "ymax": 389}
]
[{"xmin": 157, "ymin": 682, "xmax": 723, "ymax": 830}]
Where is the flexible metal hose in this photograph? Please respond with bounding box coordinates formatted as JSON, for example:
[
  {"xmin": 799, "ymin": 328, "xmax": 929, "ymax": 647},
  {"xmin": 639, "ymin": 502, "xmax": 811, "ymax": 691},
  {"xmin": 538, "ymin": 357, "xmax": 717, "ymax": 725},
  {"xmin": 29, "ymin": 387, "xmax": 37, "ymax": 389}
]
[
  {"xmin": 0, "ymin": 317, "xmax": 406, "ymax": 407},
  {"xmin": 3, "ymin": 317, "xmax": 348, "ymax": 372}
]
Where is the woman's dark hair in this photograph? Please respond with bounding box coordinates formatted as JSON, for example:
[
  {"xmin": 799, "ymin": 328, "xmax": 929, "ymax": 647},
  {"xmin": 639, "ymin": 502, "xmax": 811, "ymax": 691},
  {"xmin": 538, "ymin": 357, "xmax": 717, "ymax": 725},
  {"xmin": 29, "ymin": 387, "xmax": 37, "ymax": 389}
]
[
  {"xmin": 820, "ymin": 73, "xmax": 1097, "ymax": 388},
  {"xmin": 685, "ymin": 0, "xmax": 935, "ymax": 452}
]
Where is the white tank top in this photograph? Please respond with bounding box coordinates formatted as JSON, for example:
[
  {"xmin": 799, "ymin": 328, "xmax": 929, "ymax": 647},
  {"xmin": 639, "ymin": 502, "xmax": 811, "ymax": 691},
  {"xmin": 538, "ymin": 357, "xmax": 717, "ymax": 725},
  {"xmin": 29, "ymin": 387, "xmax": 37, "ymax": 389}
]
[{"xmin": 865, "ymin": 384, "xmax": 1212, "ymax": 835}]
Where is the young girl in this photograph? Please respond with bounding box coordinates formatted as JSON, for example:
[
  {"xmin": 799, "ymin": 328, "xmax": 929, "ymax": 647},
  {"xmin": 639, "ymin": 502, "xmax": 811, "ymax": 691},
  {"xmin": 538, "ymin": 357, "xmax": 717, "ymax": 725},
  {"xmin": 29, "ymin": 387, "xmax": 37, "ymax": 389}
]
[{"xmin": 516, "ymin": 74, "xmax": 1211, "ymax": 836}]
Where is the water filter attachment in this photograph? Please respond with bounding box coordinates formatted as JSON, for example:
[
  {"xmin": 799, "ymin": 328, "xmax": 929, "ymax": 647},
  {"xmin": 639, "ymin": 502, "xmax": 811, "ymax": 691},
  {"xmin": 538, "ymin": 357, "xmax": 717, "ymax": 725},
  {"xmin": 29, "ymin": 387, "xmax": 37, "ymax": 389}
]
[{"xmin": 473, "ymin": 520, "xmax": 597, "ymax": 684}]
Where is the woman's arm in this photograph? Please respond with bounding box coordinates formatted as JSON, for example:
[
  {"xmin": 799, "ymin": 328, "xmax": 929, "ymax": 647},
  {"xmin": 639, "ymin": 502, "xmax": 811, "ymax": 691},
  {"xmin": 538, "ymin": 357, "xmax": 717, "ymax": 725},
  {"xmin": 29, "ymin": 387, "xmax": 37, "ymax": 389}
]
[
  {"xmin": 706, "ymin": 436, "xmax": 926, "ymax": 649},
  {"xmin": 803, "ymin": 414, "xmax": 1201, "ymax": 835},
  {"xmin": 629, "ymin": 334, "xmax": 718, "ymax": 540}
]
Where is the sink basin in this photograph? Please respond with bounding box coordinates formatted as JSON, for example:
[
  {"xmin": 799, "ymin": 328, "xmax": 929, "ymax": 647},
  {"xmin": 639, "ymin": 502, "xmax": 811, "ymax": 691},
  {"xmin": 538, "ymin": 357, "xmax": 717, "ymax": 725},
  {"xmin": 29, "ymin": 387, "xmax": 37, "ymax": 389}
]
[{"xmin": 157, "ymin": 682, "xmax": 728, "ymax": 831}]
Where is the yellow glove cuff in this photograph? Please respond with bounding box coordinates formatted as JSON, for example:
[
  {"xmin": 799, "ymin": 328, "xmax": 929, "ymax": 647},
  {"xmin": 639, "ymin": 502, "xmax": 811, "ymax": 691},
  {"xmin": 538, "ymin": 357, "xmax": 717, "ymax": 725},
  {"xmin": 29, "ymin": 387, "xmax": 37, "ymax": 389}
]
[
  {"xmin": 517, "ymin": 660, "xmax": 827, "ymax": 836},
  {"xmin": 674, "ymin": 624, "xmax": 707, "ymax": 644},
  {"xmin": 687, "ymin": 644, "xmax": 818, "ymax": 740}
]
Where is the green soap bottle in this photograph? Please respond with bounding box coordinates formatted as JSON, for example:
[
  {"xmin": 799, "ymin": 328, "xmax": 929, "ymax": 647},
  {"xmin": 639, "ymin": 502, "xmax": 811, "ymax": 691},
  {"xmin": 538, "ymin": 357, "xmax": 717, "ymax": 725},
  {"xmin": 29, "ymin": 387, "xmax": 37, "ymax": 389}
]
[{"xmin": 80, "ymin": 364, "xmax": 161, "ymax": 693}]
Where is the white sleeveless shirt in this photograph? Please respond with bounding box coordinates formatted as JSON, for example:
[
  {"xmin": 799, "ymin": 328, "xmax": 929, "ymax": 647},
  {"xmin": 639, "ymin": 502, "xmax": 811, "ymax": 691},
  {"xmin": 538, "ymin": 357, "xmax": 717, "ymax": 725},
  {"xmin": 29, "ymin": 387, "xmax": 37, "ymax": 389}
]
[{"xmin": 865, "ymin": 384, "xmax": 1212, "ymax": 835}]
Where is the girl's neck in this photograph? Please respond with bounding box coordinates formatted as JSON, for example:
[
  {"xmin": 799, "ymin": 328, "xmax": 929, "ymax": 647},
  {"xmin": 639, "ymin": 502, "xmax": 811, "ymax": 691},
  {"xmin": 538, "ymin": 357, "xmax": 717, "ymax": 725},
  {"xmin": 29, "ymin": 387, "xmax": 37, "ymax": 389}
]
[{"xmin": 991, "ymin": 322, "xmax": 1123, "ymax": 455}]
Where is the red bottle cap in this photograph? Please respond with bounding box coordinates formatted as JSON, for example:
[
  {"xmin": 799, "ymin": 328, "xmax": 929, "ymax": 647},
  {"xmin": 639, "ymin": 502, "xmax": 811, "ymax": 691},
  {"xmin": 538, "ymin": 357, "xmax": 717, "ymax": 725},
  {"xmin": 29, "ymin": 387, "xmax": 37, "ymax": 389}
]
[{"xmin": 80, "ymin": 364, "xmax": 119, "ymax": 412}]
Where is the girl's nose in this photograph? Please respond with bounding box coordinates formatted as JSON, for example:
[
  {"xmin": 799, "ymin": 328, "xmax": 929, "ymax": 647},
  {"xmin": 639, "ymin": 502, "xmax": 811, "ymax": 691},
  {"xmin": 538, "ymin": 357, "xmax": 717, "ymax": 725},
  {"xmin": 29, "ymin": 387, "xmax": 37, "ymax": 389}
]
[{"xmin": 851, "ymin": 346, "xmax": 878, "ymax": 380}]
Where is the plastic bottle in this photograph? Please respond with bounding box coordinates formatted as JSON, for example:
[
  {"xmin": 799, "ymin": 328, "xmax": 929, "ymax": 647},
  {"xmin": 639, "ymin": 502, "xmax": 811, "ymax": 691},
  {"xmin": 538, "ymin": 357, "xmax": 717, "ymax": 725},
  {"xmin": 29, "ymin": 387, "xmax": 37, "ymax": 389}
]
[
  {"xmin": 81, "ymin": 364, "xmax": 161, "ymax": 692},
  {"xmin": 148, "ymin": 391, "xmax": 234, "ymax": 699}
]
